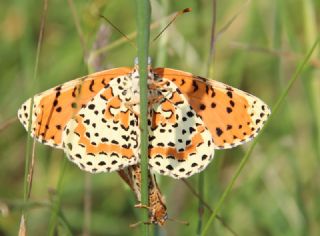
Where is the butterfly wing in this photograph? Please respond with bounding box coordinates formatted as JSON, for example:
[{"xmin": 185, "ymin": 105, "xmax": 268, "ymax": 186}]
[
  {"xmin": 148, "ymin": 79, "xmax": 214, "ymax": 179},
  {"xmin": 17, "ymin": 67, "xmax": 132, "ymax": 148},
  {"xmin": 154, "ymin": 68, "xmax": 271, "ymax": 149},
  {"xmin": 62, "ymin": 75, "xmax": 140, "ymax": 173}
]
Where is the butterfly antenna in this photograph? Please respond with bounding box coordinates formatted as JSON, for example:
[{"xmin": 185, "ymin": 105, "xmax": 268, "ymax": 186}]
[
  {"xmin": 152, "ymin": 8, "xmax": 192, "ymax": 42},
  {"xmin": 99, "ymin": 14, "xmax": 137, "ymax": 50},
  {"xmin": 168, "ymin": 217, "xmax": 190, "ymax": 226}
]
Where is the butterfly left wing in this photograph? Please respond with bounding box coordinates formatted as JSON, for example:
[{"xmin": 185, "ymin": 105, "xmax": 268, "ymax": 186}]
[
  {"xmin": 154, "ymin": 68, "xmax": 271, "ymax": 149},
  {"xmin": 148, "ymin": 79, "xmax": 214, "ymax": 179},
  {"xmin": 62, "ymin": 75, "xmax": 140, "ymax": 173},
  {"xmin": 17, "ymin": 67, "xmax": 131, "ymax": 148}
]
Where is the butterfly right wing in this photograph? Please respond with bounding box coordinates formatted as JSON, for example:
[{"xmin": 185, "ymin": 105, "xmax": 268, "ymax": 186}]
[
  {"xmin": 17, "ymin": 67, "xmax": 132, "ymax": 148},
  {"xmin": 154, "ymin": 68, "xmax": 271, "ymax": 149},
  {"xmin": 148, "ymin": 79, "xmax": 215, "ymax": 179}
]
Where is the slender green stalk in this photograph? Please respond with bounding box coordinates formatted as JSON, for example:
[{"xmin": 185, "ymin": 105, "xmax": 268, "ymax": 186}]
[
  {"xmin": 299, "ymin": 2, "xmax": 319, "ymax": 234},
  {"xmin": 302, "ymin": 0, "xmax": 320, "ymax": 161},
  {"xmin": 197, "ymin": 174, "xmax": 204, "ymax": 235},
  {"xmin": 201, "ymin": 38, "xmax": 319, "ymax": 236},
  {"xmin": 23, "ymin": 0, "xmax": 48, "ymax": 206},
  {"xmin": 67, "ymin": 0, "xmax": 88, "ymax": 60},
  {"xmin": 135, "ymin": 0, "xmax": 151, "ymax": 235},
  {"xmin": 21, "ymin": 1, "xmax": 48, "ymax": 235},
  {"xmin": 206, "ymin": 0, "xmax": 217, "ymax": 77},
  {"xmin": 48, "ymin": 157, "xmax": 68, "ymax": 236},
  {"xmin": 155, "ymin": 0, "xmax": 169, "ymax": 66}
]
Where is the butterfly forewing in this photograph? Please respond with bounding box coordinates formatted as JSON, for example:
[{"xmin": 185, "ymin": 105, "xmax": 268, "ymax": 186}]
[{"xmin": 17, "ymin": 68, "xmax": 131, "ymax": 148}]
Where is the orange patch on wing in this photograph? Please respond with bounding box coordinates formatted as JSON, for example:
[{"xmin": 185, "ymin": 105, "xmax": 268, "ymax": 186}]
[
  {"xmin": 149, "ymin": 90, "xmax": 184, "ymax": 129},
  {"xmin": 154, "ymin": 68, "xmax": 253, "ymax": 147},
  {"xmin": 102, "ymin": 93, "xmax": 132, "ymax": 129},
  {"xmin": 169, "ymin": 90, "xmax": 184, "ymax": 104},
  {"xmin": 34, "ymin": 67, "xmax": 131, "ymax": 145},
  {"xmin": 104, "ymin": 95, "xmax": 122, "ymax": 119},
  {"xmin": 149, "ymin": 125, "xmax": 205, "ymax": 161},
  {"xmin": 150, "ymin": 101, "xmax": 176, "ymax": 129}
]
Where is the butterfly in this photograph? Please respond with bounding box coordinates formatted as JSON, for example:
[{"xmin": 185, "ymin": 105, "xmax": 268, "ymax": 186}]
[{"xmin": 17, "ymin": 57, "xmax": 270, "ymax": 179}]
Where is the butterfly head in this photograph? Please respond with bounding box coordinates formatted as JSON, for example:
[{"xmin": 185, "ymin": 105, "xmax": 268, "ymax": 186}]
[{"xmin": 149, "ymin": 203, "xmax": 168, "ymax": 226}]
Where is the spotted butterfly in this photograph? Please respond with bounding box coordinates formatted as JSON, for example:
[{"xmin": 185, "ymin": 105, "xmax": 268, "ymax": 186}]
[{"xmin": 18, "ymin": 57, "xmax": 270, "ymax": 179}]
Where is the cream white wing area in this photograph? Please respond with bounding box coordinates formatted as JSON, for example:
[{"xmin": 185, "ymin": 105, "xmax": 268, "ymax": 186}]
[
  {"xmin": 61, "ymin": 76, "xmax": 140, "ymax": 173},
  {"xmin": 148, "ymin": 79, "xmax": 215, "ymax": 179}
]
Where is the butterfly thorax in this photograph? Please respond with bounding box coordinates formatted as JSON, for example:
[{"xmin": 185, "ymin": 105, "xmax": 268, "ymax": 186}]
[
  {"xmin": 130, "ymin": 64, "xmax": 159, "ymax": 116},
  {"xmin": 131, "ymin": 64, "xmax": 156, "ymax": 96}
]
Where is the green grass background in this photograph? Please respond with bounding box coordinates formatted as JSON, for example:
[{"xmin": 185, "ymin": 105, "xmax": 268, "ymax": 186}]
[{"xmin": 0, "ymin": 0, "xmax": 319, "ymax": 235}]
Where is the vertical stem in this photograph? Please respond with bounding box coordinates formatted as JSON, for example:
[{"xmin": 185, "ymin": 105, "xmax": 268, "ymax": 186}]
[
  {"xmin": 197, "ymin": 174, "xmax": 204, "ymax": 235},
  {"xmin": 48, "ymin": 158, "xmax": 67, "ymax": 236},
  {"xmin": 83, "ymin": 174, "xmax": 91, "ymax": 236},
  {"xmin": 155, "ymin": 0, "xmax": 169, "ymax": 66},
  {"xmin": 23, "ymin": 0, "xmax": 48, "ymax": 207},
  {"xmin": 135, "ymin": 0, "xmax": 151, "ymax": 235},
  {"xmin": 20, "ymin": 1, "xmax": 48, "ymax": 234},
  {"xmin": 206, "ymin": 0, "xmax": 217, "ymax": 76}
]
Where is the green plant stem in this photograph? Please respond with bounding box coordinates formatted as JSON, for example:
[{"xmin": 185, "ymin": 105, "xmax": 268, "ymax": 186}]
[
  {"xmin": 48, "ymin": 158, "xmax": 68, "ymax": 236},
  {"xmin": 201, "ymin": 38, "xmax": 319, "ymax": 236},
  {"xmin": 21, "ymin": 3, "xmax": 48, "ymax": 236},
  {"xmin": 135, "ymin": 0, "xmax": 151, "ymax": 235},
  {"xmin": 23, "ymin": 0, "xmax": 48, "ymax": 206}
]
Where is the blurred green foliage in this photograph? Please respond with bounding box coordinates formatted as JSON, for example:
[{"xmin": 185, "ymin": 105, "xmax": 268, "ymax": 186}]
[{"xmin": 0, "ymin": 0, "xmax": 319, "ymax": 235}]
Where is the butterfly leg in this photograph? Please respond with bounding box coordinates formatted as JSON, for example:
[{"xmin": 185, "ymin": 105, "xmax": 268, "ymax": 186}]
[
  {"xmin": 132, "ymin": 204, "xmax": 162, "ymax": 226},
  {"xmin": 148, "ymin": 94, "xmax": 165, "ymax": 105},
  {"xmin": 129, "ymin": 220, "xmax": 152, "ymax": 228},
  {"xmin": 134, "ymin": 203, "xmax": 152, "ymax": 210},
  {"xmin": 149, "ymin": 81, "xmax": 180, "ymax": 106},
  {"xmin": 149, "ymin": 81, "xmax": 174, "ymax": 96}
]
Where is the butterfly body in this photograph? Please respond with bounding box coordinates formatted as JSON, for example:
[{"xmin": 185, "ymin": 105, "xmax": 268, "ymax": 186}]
[{"xmin": 18, "ymin": 59, "xmax": 270, "ymax": 179}]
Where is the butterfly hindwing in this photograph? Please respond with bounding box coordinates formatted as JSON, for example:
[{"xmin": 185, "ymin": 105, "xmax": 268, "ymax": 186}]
[
  {"xmin": 154, "ymin": 68, "xmax": 271, "ymax": 149},
  {"xmin": 148, "ymin": 79, "xmax": 214, "ymax": 179},
  {"xmin": 62, "ymin": 75, "xmax": 140, "ymax": 173},
  {"xmin": 17, "ymin": 68, "xmax": 131, "ymax": 148}
]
